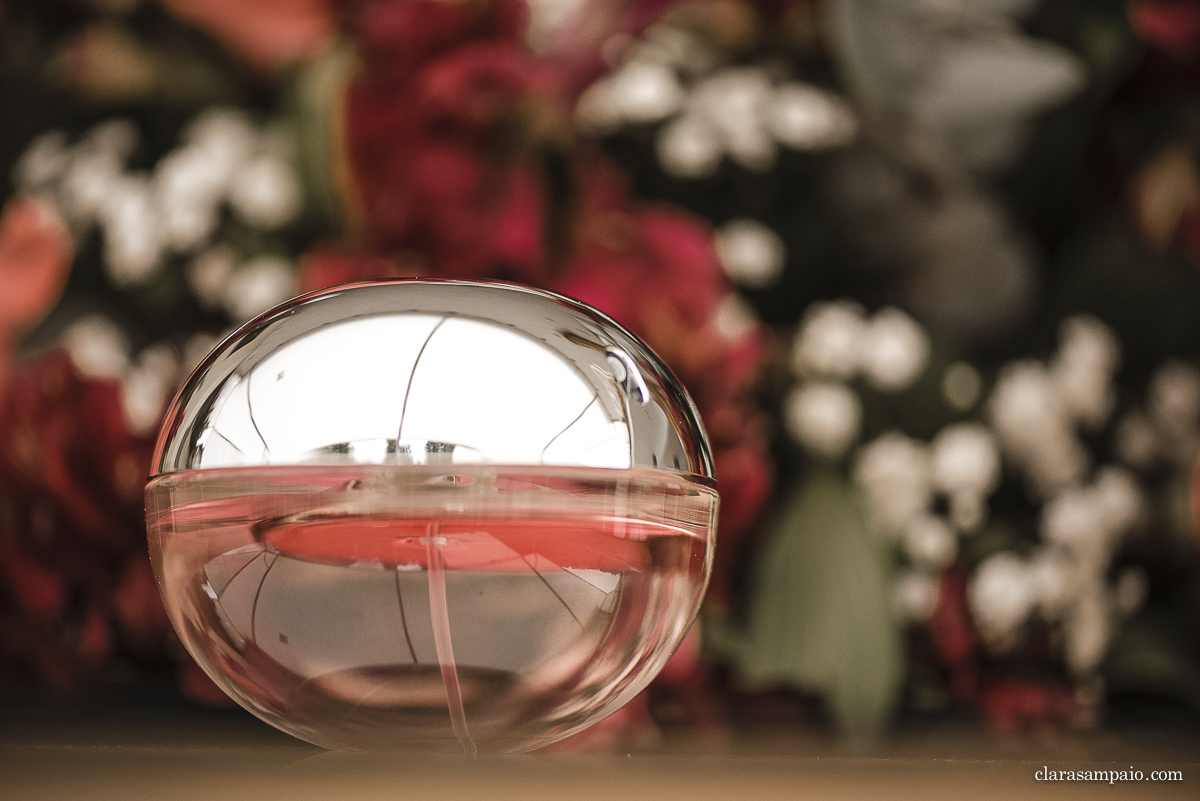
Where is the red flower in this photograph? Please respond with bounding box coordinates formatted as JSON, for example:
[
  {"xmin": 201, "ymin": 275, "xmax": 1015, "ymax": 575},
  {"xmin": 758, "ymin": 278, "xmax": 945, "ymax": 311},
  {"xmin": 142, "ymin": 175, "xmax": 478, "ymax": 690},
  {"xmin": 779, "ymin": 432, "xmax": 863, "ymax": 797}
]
[
  {"xmin": 0, "ymin": 197, "xmax": 70, "ymax": 380},
  {"xmin": 165, "ymin": 0, "xmax": 336, "ymax": 72},
  {"xmin": 927, "ymin": 564, "xmax": 981, "ymax": 704},
  {"xmin": 0, "ymin": 351, "xmax": 165, "ymax": 692},
  {"xmin": 1129, "ymin": 1, "xmax": 1200, "ymax": 61},
  {"xmin": 979, "ymin": 678, "xmax": 1079, "ymax": 734}
]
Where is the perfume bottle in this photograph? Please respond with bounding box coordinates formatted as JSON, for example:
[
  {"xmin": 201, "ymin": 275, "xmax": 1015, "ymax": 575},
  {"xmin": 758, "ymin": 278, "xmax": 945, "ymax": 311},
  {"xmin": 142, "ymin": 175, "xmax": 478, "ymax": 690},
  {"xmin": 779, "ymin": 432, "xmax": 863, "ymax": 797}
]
[{"xmin": 146, "ymin": 280, "xmax": 718, "ymax": 752}]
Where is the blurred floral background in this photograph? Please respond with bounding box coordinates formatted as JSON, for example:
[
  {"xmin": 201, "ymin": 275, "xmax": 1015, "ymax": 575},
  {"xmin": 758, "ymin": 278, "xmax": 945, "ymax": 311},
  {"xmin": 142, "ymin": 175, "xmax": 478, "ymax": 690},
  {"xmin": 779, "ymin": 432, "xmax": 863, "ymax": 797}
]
[{"xmin": 1, "ymin": 0, "xmax": 1199, "ymax": 749}]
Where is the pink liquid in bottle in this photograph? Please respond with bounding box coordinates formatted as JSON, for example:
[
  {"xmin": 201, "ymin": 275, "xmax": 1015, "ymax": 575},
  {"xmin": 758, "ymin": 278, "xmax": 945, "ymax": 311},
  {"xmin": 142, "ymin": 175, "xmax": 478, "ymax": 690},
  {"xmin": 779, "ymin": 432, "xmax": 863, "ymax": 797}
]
[{"xmin": 147, "ymin": 464, "xmax": 717, "ymax": 752}]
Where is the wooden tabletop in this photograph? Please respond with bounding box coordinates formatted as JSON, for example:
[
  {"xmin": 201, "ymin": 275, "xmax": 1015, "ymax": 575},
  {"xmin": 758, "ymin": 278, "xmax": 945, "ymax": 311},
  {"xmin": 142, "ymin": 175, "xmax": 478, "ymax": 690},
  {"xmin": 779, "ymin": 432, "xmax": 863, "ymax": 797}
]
[{"xmin": 4, "ymin": 724, "xmax": 1196, "ymax": 801}]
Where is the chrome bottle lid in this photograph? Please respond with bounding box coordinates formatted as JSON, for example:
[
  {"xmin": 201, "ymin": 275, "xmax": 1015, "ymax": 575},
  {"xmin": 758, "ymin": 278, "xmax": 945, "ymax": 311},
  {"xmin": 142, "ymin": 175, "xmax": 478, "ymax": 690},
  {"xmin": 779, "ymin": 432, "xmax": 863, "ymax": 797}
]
[{"xmin": 152, "ymin": 280, "xmax": 714, "ymax": 479}]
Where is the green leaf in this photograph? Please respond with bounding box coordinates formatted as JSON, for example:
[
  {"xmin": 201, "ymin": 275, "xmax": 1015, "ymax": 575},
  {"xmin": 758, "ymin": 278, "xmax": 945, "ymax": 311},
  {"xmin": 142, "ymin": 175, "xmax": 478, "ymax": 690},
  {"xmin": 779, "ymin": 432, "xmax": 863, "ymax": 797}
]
[{"xmin": 710, "ymin": 468, "xmax": 903, "ymax": 737}]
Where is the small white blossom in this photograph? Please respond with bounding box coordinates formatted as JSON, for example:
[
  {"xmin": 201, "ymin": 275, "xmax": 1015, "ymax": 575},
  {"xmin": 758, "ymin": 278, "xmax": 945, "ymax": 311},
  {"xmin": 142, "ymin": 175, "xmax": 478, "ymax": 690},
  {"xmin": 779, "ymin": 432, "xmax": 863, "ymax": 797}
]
[
  {"xmin": 101, "ymin": 175, "xmax": 162, "ymax": 286},
  {"xmin": 860, "ymin": 307, "xmax": 930, "ymax": 391},
  {"xmin": 1051, "ymin": 315, "xmax": 1119, "ymax": 429},
  {"xmin": 690, "ymin": 68, "xmax": 776, "ymax": 171},
  {"xmin": 188, "ymin": 247, "xmax": 236, "ymax": 310},
  {"xmin": 714, "ymin": 219, "xmax": 785, "ymax": 288},
  {"xmin": 1147, "ymin": 361, "xmax": 1200, "ymax": 468},
  {"xmin": 791, "ymin": 299, "xmax": 866, "ymax": 379},
  {"xmin": 1093, "ymin": 466, "xmax": 1141, "ymax": 535},
  {"xmin": 1114, "ymin": 411, "xmax": 1158, "ymax": 468},
  {"xmin": 656, "ymin": 115, "xmax": 723, "ymax": 178},
  {"xmin": 229, "ymin": 150, "xmax": 301, "ymax": 229},
  {"xmin": 894, "ymin": 570, "xmax": 940, "ymax": 622},
  {"xmin": 185, "ymin": 108, "xmax": 257, "ymax": 180},
  {"xmin": 222, "ymin": 256, "xmax": 296, "ymax": 322},
  {"xmin": 63, "ymin": 316, "xmax": 130, "ymax": 379},
  {"xmin": 59, "ymin": 150, "xmax": 123, "ymax": 228},
  {"xmin": 1027, "ymin": 547, "xmax": 1078, "ymax": 620},
  {"xmin": 930, "ymin": 423, "xmax": 1000, "ymax": 498},
  {"xmin": 80, "ymin": 118, "xmax": 139, "ymax": 163},
  {"xmin": 766, "ymin": 83, "xmax": 858, "ymax": 150},
  {"xmin": 154, "ymin": 147, "xmax": 224, "ymax": 251},
  {"xmin": 1114, "ymin": 567, "xmax": 1148, "ymax": 617},
  {"xmin": 121, "ymin": 343, "xmax": 179, "ymax": 436},
  {"xmin": 1041, "ymin": 486, "xmax": 1111, "ymax": 572},
  {"xmin": 784, "ymin": 381, "xmax": 862, "ymax": 459},
  {"xmin": 854, "ymin": 432, "xmax": 932, "ymax": 538},
  {"xmin": 1148, "ymin": 361, "xmax": 1200, "ymax": 435},
  {"xmin": 988, "ymin": 360, "xmax": 1088, "ymax": 495},
  {"xmin": 1063, "ymin": 582, "xmax": 1111, "ymax": 675},
  {"xmin": 577, "ymin": 61, "xmax": 683, "ymax": 130},
  {"xmin": 13, "ymin": 130, "xmax": 72, "ymax": 192},
  {"xmin": 969, "ymin": 552, "xmax": 1038, "ymax": 651},
  {"xmin": 903, "ymin": 514, "xmax": 958, "ymax": 569},
  {"xmin": 712, "ymin": 293, "xmax": 760, "ymax": 342}
]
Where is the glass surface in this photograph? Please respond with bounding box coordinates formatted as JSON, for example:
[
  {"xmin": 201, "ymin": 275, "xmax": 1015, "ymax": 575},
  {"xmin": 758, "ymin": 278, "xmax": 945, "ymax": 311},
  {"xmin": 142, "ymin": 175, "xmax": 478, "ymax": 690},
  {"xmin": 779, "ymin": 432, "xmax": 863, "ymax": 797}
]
[{"xmin": 147, "ymin": 280, "xmax": 718, "ymax": 752}]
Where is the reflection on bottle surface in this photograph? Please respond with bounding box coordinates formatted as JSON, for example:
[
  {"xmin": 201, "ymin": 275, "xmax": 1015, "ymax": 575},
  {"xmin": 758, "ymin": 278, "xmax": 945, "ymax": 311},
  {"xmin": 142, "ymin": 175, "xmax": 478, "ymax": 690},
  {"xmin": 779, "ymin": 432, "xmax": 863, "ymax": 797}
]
[{"xmin": 147, "ymin": 464, "xmax": 716, "ymax": 752}]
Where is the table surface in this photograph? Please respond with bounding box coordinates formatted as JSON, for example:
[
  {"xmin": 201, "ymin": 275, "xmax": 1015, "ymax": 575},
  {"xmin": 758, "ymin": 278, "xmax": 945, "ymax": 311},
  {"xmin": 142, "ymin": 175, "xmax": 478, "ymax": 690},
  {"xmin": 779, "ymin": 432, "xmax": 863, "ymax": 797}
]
[{"xmin": 2, "ymin": 691, "xmax": 1197, "ymax": 800}]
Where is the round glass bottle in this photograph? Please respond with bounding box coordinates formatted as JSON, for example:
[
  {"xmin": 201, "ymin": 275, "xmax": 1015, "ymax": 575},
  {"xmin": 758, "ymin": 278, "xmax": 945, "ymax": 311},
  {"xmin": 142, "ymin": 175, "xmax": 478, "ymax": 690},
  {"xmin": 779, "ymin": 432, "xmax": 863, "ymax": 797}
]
[{"xmin": 146, "ymin": 280, "xmax": 718, "ymax": 752}]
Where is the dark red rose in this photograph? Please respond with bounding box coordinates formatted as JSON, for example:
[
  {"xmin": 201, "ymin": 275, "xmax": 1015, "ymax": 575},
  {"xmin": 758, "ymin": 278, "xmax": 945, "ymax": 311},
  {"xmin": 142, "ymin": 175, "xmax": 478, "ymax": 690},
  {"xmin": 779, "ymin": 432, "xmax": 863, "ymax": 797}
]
[
  {"xmin": 979, "ymin": 678, "xmax": 1079, "ymax": 733},
  {"xmin": 927, "ymin": 564, "xmax": 981, "ymax": 703}
]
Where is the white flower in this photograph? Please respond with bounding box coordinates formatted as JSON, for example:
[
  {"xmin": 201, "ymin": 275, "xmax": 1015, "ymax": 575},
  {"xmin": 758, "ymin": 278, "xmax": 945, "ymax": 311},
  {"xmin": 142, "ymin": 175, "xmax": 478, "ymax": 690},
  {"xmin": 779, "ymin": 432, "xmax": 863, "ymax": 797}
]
[
  {"xmin": 1114, "ymin": 411, "xmax": 1158, "ymax": 468},
  {"xmin": 229, "ymin": 150, "xmax": 301, "ymax": 229},
  {"xmin": 712, "ymin": 293, "xmax": 760, "ymax": 342},
  {"xmin": 903, "ymin": 514, "xmax": 958, "ymax": 569},
  {"xmin": 63, "ymin": 316, "xmax": 130, "ymax": 379},
  {"xmin": 1051, "ymin": 314, "xmax": 1119, "ymax": 429},
  {"xmin": 854, "ymin": 432, "xmax": 932, "ymax": 537},
  {"xmin": 791, "ymin": 299, "xmax": 867, "ymax": 378},
  {"xmin": 59, "ymin": 150, "xmax": 123, "ymax": 228},
  {"xmin": 1148, "ymin": 361, "xmax": 1200, "ymax": 435},
  {"xmin": 969, "ymin": 552, "xmax": 1038, "ymax": 650},
  {"xmin": 188, "ymin": 247, "xmax": 236, "ymax": 310},
  {"xmin": 942, "ymin": 361, "xmax": 983, "ymax": 410},
  {"xmin": 988, "ymin": 360, "xmax": 1088, "ymax": 495},
  {"xmin": 578, "ymin": 61, "xmax": 683, "ymax": 130},
  {"xmin": 154, "ymin": 147, "xmax": 224, "ymax": 251},
  {"xmin": 656, "ymin": 115, "xmax": 723, "ymax": 178},
  {"xmin": 222, "ymin": 256, "xmax": 296, "ymax": 322},
  {"xmin": 1114, "ymin": 567, "xmax": 1148, "ymax": 617},
  {"xmin": 1093, "ymin": 466, "xmax": 1141, "ymax": 534},
  {"xmin": 766, "ymin": 83, "xmax": 857, "ymax": 150},
  {"xmin": 1063, "ymin": 582, "xmax": 1111, "ymax": 675},
  {"xmin": 80, "ymin": 118, "xmax": 139, "ymax": 163},
  {"xmin": 930, "ymin": 423, "xmax": 1000, "ymax": 497},
  {"xmin": 690, "ymin": 68, "xmax": 776, "ymax": 171},
  {"xmin": 185, "ymin": 108, "xmax": 257, "ymax": 179},
  {"xmin": 1027, "ymin": 547, "xmax": 1078, "ymax": 620},
  {"xmin": 575, "ymin": 80, "xmax": 624, "ymax": 134},
  {"xmin": 101, "ymin": 175, "xmax": 162, "ymax": 286},
  {"xmin": 13, "ymin": 130, "xmax": 71, "ymax": 192},
  {"xmin": 894, "ymin": 570, "xmax": 940, "ymax": 622},
  {"xmin": 784, "ymin": 381, "xmax": 862, "ymax": 459},
  {"xmin": 121, "ymin": 343, "xmax": 179, "ymax": 436},
  {"xmin": 1041, "ymin": 486, "xmax": 1111, "ymax": 570},
  {"xmin": 860, "ymin": 307, "xmax": 929, "ymax": 391},
  {"xmin": 714, "ymin": 219, "xmax": 785, "ymax": 288}
]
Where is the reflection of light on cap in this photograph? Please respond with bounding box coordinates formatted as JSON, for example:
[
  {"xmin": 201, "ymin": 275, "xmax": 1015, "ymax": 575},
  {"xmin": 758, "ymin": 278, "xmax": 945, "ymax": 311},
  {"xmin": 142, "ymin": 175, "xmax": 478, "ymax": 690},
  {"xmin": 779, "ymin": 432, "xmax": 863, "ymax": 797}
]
[{"xmin": 155, "ymin": 280, "xmax": 715, "ymax": 480}]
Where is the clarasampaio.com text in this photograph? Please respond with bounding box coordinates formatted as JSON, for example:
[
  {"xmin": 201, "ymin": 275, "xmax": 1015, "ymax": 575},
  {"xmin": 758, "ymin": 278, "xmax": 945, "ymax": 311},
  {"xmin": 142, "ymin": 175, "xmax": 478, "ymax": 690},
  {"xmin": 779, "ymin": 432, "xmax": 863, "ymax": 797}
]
[{"xmin": 1036, "ymin": 767, "xmax": 1182, "ymax": 783}]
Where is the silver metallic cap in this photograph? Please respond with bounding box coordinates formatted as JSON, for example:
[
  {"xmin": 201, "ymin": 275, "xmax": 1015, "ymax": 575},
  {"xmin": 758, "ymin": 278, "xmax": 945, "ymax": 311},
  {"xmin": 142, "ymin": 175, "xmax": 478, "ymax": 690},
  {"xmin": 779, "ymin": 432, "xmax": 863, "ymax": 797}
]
[{"xmin": 152, "ymin": 280, "xmax": 715, "ymax": 479}]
